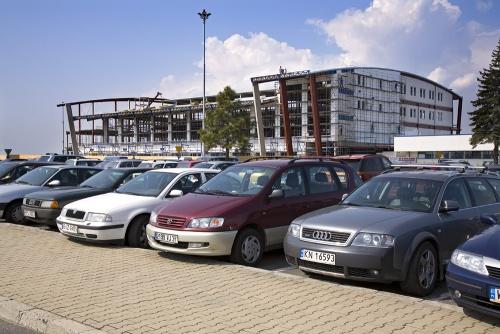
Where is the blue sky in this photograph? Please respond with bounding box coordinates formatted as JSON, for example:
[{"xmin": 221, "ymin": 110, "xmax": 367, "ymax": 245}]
[{"xmin": 0, "ymin": 0, "xmax": 499, "ymax": 153}]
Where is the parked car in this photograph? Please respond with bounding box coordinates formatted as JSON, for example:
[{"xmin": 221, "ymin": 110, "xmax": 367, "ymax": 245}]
[
  {"xmin": 0, "ymin": 166, "xmax": 102, "ymax": 223},
  {"xmin": 65, "ymin": 158, "xmax": 101, "ymax": 167},
  {"xmin": 22, "ymin": 168, "xmax": 150, "ymax": 226},
  {"xmin": 0, "ymin": 161, "xmax": 61, "ymax": 185},
  {"xmin": 333, "ymin": 154, "xmax": 393, "ymax": 181},
  {"xmin": 194, "ymin": 161, "xmax": 238, "ymax": 171},
  {"xmin": 56, "ymin": 168, "xmax": 219, "ymax": 248},
  {"xmin": 147, "ymin": 158, "xmax": 360, "ymax": 266},
  {"xmin": 37, "ymin": 154, "xmax": 84, "ymax": 163},
  {"xmin": 96, "ymin": 159, "xmax": 142, "ymax": 169},
  {"xmin": 283, "ymin": 170, "xmax": 500, "ymax": 296},
  {"xmin": 176, "ymin": 160, "xmax": 202, "ymax": 168},
  {"xmin": 153, "ymin": 161, "xmax": 178, "ymax": 169},
  {"xmin": 447, "ymin": 222, "xmax": 500, "ymax": 319}
]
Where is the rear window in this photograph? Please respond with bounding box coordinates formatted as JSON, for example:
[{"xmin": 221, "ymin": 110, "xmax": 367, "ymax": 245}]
[
  {"xmin": 487, "ymin": 178, "xmax": 500, "ymax": 198},
  {"xmin": 343, "ymin": 160, "xmax": 361, "ymax": 172}
]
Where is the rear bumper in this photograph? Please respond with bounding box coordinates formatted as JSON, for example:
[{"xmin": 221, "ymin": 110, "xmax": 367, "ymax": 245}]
[
  {"xmin": 146, "ymin": 224, "xmax": 237, "ymax": 256},
  {"xmin": 56, "ymin": 216, "xmax": 126, "ymax": 242},
  {"xmin": 283, "ymin": 234, "xmax": 400, "ymax": 282},
  {"xmin": 446, "ymin": 263, "xmax": 500, "ymax": 319},
  {"xmin": 22, "ymin": 205, "xmax": 61, "ymax": 225}
]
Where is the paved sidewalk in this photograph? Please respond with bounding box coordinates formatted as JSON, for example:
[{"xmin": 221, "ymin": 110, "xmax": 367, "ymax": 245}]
[{"xmin": 0, "ymin": 224, "xmax": 499, "ymax": 334}]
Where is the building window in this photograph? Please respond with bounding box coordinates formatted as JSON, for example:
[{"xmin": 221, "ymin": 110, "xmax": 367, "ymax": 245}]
[
  {"xmin": 362, "ymin": 101, "xmax": 365, "ymax": 109},
  {"xmin": 379, "ymin": 104, "xmax": 383, "ymax": 112},
  {"xmin": 379, "ymin": 80, "xmax": 383, "ymax": 89},
  {"xmin": 403, "ymin": 107, "xmax": 406, "ymax": 116},
  {"xmin": 357, "ymin": 100, "xmax": 361, "ymax": 109}
]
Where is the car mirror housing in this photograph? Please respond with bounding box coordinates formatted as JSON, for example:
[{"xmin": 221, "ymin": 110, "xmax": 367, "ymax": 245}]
[
  {"xmin": 439, "ymin": 200, "xmax": 460, "ymax": 213},
  {"xmin": 47, "ymin": 180, "xmax": 61, "ymax": 187},
  {"xmin": 169, "ymin": 189, "xmax": 183, "ymax": 197},
  {"xmin": 268, "ymin": 189, "xmax": 284, "ymax": 199}
]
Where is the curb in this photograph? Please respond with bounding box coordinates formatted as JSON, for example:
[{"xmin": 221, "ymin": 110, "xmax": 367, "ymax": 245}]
[{"xmin": 0, "ymin": 296, "xmax": 107, "ymax": 334}]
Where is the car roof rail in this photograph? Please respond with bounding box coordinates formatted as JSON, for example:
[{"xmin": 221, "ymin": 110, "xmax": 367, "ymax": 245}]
[
  {"xmin": 391, "ymin": 164, "xmax": 486, "ymax": 173},
  {"xmin": 287, "ymin": 156, "xmax": 349, "ymax": 165},
  {"xmin": 243, "ymin": 156, "xmax": 297, "ymax": 163}
]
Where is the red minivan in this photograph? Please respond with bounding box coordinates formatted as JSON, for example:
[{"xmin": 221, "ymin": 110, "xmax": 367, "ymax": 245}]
[
  {"xmin": 146, "ymin": 158, "xmax": 359, "ymax": 266},
  {"xmin": 333, "ymin": 154, "xmax": 393, "ymax": 182}
]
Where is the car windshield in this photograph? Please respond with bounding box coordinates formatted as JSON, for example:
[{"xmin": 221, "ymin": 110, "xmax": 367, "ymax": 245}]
[
  {"xmin": 138, "ymin": 162, "xmax": 153, "ymax": 168},
  {"xmin": 38, "ymin": 156, "xmax": 50, "ymax": 162},
  {"xmin": 342, "ymin": 160, "xmax": 361, "ymax": 172},
  {"xmin": 80, "ymin": 169, "xmax": 128, "ymax": 189},
  {"xmin": 196, "ymin": 166, "xmax": 275, "ymax": 196},
  {"xmin": 15, "ymin": 167, "xmax": 58, "ymax": 186},
  {"xmin": 115, "ymin": 171, "xmax": 177, "ymax": 197},
  {"xmin": 194, "ymin": 163, "xmax": 213, "ymax": 169},
  {"xmin": 343, "ymin": 177, "xmax": 442, "ymax": 213},
  {"xmin": 0, "ymin": 162, "xmax": 16, "ymax": 177}
]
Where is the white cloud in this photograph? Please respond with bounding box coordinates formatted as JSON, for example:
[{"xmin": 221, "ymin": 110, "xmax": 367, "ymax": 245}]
[
  {"xmin": 450, "ymin": 73, "xmax": 476, "ymax": 90},
  {"xmin": 427, "ymin": 67, "xmax": 449, "ymax": 83},
  {"xmin": 475, "ymin": 0, "xmax": 493, "ymax": 12}
]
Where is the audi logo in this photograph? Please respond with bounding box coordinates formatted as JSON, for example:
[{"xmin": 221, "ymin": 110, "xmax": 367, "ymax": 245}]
[{"xmin": 312, "ymin": 231, "xmax": 332, "ymax": 241}]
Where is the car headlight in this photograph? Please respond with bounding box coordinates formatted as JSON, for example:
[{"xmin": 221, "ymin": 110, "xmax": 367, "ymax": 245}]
[
  {"xmin": 288, "ymin": 223, "xmax": 301, "ymax": 238},
  {"xmin": 352, "ymin": 233, "xmax": 395, "ymax": 248},
  {"xmin": 187, "ymin": 217, "xmax": 224, "ymax": 228},
  {"xmin": 41, "ymin": 200, "xmax": 59, "ymax": 209},
  {"xmin": 451, "ymin": 250, "xmax": 488, "ymax": 276},
  {"xmin": 150, "ymin": 211, "xmax": 158, "ymax": 225},
  {"xmin": 86, "ymin": 213, "xmax": 112, "ymax": 223}
]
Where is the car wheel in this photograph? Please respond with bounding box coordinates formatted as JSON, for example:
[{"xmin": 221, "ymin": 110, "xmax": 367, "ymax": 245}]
[
  {"xmin": 400, "ymin": 242, "xmax": 438, "ymax": 296},
  {"xmin": 230, "ymin": 228, "xmax": 264, "ymax": 266},
  {"xmin": 5, "ymin": 201, "xmax": 24, "ymax": 224},
  {"xmin": 126, "ymin": 216, "xmax": 150, "ymax": 249}
]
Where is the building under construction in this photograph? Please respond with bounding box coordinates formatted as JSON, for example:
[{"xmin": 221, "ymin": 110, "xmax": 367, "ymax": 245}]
[{"xmin": 60, "ymin": 67, "xmax": 463, "ymax": 156}]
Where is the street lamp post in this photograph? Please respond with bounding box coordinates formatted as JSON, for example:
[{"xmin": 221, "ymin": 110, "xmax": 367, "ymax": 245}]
[{"xmin": 198, "ymin": 9, "xmax": 211, "ymax": 155}]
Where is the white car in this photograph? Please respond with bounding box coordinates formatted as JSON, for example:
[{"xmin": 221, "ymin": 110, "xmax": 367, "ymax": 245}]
[{"xmin": 56, "ymin": 168, "xmax": 218, "ymax": 248}]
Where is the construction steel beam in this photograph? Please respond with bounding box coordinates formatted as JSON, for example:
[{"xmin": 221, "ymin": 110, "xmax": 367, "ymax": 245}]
[
  {"xmin": 309, "ymin": 74, "xmax": 323, "ymax": 156},
  {"xmin": 65, "ymin": 104, "xmax": 80, "ymax": 155},
  {"xmin": 279, "ymin": 79, "xmax": 293, "ymax": 156},
  {"xmin": 252, "ymin": 83, "xmax": 266, "ymax": 156}
]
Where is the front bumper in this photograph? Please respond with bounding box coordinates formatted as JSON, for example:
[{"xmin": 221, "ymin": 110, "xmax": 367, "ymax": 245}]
[
  {"xmin": 146, "ymin": 224, "xmax": 237, "ymax": 256},
  {"xmin": 283, "ymin": 234, "xmax": 400, "ymax": 282},
  {"xmin": 56, "ymin": 215, "xmax": 126, "ymax": 242},
  {"xmin": 22, "ymin": 205, "xmax": 61, "ymax": 225},
  {"xmin": 446, "ymin": 263, "xmax": 500, "ymax": 319}
]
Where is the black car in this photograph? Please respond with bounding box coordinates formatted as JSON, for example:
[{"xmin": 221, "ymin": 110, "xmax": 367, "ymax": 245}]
[
  {"xmin": 284, "ymin": 170, "xmax": 500, "ymax": 296},
  {"xmin": 22, "ymin": 168, "xmax": 150, "ymax": 226},
  {"xmin": 0, "ymin": 161, "xmax": 61, "ymax": 185}
]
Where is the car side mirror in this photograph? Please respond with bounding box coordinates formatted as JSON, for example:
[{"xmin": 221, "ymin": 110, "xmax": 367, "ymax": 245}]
[
  {"xmin": 480, "ymin": 215, "xmax": 498, "ymax": 226},
  {"xmin": 341, "ymin": 193, "xmax": 349, "ymax": 202},
  {"xmin": 439, "ymin": 200, "xmax": 460, "ymax": 213},
  {"xmin": 47, "ymin": 180, "xmax": 61, "ymax": 187},
  {"xmin": 169, "ymin": 189, "xmax": 183, "ymax": 197},
  {"xmin": 268, "ymin": 189, "xmax": 284, "ymax": 199}
]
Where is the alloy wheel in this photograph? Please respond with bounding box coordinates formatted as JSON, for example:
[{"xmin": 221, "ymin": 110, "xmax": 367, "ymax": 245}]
[{"xmin": 417, "ymin": 250, "xmax": 435, "ymax": 289}]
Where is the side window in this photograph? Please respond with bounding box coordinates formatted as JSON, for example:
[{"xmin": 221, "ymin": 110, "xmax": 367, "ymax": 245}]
[
  {"xmin": 466, "ymin": 178, "xmax": 497, "ymax": 206},
  {"xmin": 272, "ymin": 167, "xmax": 305, "ymax": 198},
  {"xmin": 205, "ymin": 173, "xmax": 217, "ymax": 181},
  {"xmin": 442, "ymin": 179, "xmax": 471, "ymax": 209},
  {"xmin": 120, "ymin": 161, "xmax": 131, "ymax": 168},
  {"xmin": 333, "ymin": 167, "xmax": 349, "ymax": 190},
  {"xmin": 486, "ymin": 178, "xmax": 500, "ymax": 200},
  {"xmin": 51, "ymin": 169, "xmax": 79, "ymax": 186},
  {"xmin": 53, "ymin": 156, "xmax": 68, "ymax": 163},
  {"xmin": 381, "ymin": 157, "xmax": 392, "ymax": 170},
  {"xmin": 131, "ymin": 161, "xmax": 141, "ymax": 167},
  {"xmin": 78, "ymin": 169, "xmax": 100, "ymax": 183},
  {"xmin": 171, "ymin": 173, "xmax": 202, "ymax": 195},
  {"xmin": 306, "ymin": 166, "xmax": 338, "ymax": 194}
]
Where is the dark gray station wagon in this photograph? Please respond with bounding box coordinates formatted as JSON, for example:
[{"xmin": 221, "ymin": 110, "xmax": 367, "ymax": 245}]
[{"xmin": 284, "ymin": 170, "xmax": 500, "ymax": 296}]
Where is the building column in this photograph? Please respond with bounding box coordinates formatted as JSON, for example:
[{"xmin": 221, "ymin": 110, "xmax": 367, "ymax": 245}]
[
  {"xmin": 117, "ymin": 118, "xmax": 123, "ymax": 144},
  {"xmin": 150, "ymin": 115, "xmax": 155, "ymax": 142},
  {"xmin": 102, "ymin": 118, "xmax": 109, "ymax": 144},
  {"xmin": 168, "ymin": 113, "xmax": 173, "ymax": 142},
  {"xmin": 65, "ymin": 104, "xmax": 80, "ymax": 154},
  {"xmin": 133, "ymin": 118, "xmax": 139, "ymax": 143},
  {"xmin": 309, "ymin": 74, "xmax": 322, "ymax": 156},
  {"xmin": 252, "ymin": 83, "xmax": 266, "ymax": 156},
  {"xmin": 279, "ymin": 78, "xmax": 293, "ymax": 156},
  {"xmin": 186, "ymin": 111, "xmax": 191, "ymax": 142},
  {"xmin": 456, "ymin": 96, "xmax": 462, "ymax": 135},
  {"xmin": 301, "ymin": 83, "xmax": 308, "ymax": 138}
]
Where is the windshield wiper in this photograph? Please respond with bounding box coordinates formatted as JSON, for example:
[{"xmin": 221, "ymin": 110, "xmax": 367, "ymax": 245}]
[
  {"xmin": 15, "ymin": 180, "xmax": 30, "ymax": 185},
  {"xmin": 80, "ymin": 185, "xmax": 94, "ymax": 188},
  {"xmin": 203, "ymin": 189, "xmax": 235, "ymax": 196}
]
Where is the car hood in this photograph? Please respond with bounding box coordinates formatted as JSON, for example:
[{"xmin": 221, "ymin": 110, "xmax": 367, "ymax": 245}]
[
  {"xmin": 155, "ymin": 193, "xmax": 250, "ymax": 219},
  {"xmin": 26, "ymin": 187, "xmax": 108, "ymax": 201},
  {"xmin": 0, "ymin": 184, "xmax": 43, "ymax": 202},
  {"xmin": 65, "ymin": 192, "xmax": 160, "ymax": 214},
  {"xmin": 459, "ymin": 225, "xmax": 500, "ymax": 260},
  {"xmin": 296, "ymin": 205, "xmax": 428, "ymax": 235}
]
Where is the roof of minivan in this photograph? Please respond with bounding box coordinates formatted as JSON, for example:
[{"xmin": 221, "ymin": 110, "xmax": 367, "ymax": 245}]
[
  {"xmin": 377, "ymin": 170, "xmax": 491, "ymax": 181},
  {"xmin": 241, "ymin": 159, "xmax": 347, "ymax": 168},
  {"xmin": 333, "ymin": 154, "xmax": 375, "ymax": 160},
  {"xmin": 146, "ymin": 168, "xmax": 217, "ymax": 174}
]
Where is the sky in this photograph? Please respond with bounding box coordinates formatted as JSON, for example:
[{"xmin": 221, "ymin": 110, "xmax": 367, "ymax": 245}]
[{"xmin": 0, "ymin": 0, "xmax": 499, "ymax": 154}]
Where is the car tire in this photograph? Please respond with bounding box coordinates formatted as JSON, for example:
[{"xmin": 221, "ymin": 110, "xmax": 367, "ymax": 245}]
[
  {"xmin": 5, "ymin": 201, "xmax": 24, "ymax": 224},
  {"xmin": 230, "ymin": 228, "xmax": 264, "ymax": 266},
  {"xmin": 400, "ymin": 242, "xmax": 438, "ymax": 296},
  {"xmin": 126, "ymin": 216, "xmax": 150, "ymax": 249}
]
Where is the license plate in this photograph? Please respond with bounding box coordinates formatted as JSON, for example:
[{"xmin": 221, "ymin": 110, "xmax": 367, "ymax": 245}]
[
  {"xmin": 61, "ymin": 223, "xmax": 78, "ymax": 234},
  {"xmin": 24, "ymin": 209, "xmax": 36, "ymax": 218},
  {"xmin": 489, "ymin": 287, "xmax": 500, "ymax": 303},
  {"xmin": 154, "ymin": 232, "xmax": 178, "ymax": 244},
  {"xmin": 300, "ymin": 249, "xmax": 336, "ymax": 265}
]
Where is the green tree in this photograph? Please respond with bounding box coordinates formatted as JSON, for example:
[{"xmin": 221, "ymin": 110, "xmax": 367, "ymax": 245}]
[
  {"xmin": 469, "ymin": 38, "xmax": 500, "ymax": 164},
  {"xmin": 199, "ymin": 86, "xmax": 250, "ymax": 158}
]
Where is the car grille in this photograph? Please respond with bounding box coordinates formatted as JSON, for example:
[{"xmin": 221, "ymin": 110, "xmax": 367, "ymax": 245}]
[
  {"xmin": 157, "ymin": 216, "xmax": 186, "ymax": 228},
  {"xmin": 487, "ymin": 266, "xmax": 500, "ymax": 279},
  {"xmin": 297, "ymin": 259, "xmax": 344, "ymax": 274},
  {"xmin": 65, "ymin": 210, "xmax": 85, "ymax": 220},
  {"xmin": 25, "ymin": 199, "xmax": 42, "ymax": 207},
  {"xmin": 301, "ymin": 228, "xmax": 351, "ymax": 244}
]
